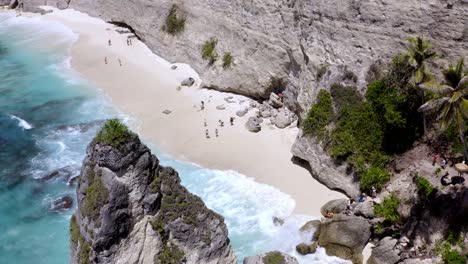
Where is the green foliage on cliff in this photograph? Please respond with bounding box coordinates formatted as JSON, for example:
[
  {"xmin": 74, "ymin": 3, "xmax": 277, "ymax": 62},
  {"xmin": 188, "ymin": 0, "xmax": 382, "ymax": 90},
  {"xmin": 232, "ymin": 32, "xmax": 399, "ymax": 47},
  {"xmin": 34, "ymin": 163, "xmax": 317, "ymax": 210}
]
[
  {"xmin": 81, "ymin": 169, "xmax": 109, "ymax": 221},
  {"xmin": 70, "ymin": 215, "xmax": 81, "ymax": 244},
  {"xmin": 330, "ymin": 83, "xmax": 362, "ymax": 111},
  {"xmin": 222, "ymin": 52, "xmax": 234, "ymax": 69},
  {"xmin": 150, "ymin": 218, "xmax": 165, "ymax": 236},
  {"xmin": 201, "ymin": 38, "xmax": 218, "ymax": 65},
  {"xmin": 262, "ymin": 251, "xmax": 286, "ymax": 264},
  {"xmin": 375, "ymin": 193, "xmax": 400, "ymax": 222},
  {"xmin": 95, "ymin": 119, "xmax": 133, "ymax": 147},
  {"xmin": 359, "ymin": 166, "xmax": 391, "ymax": 192},
  {"xmin": 416, "ymin": 175, "xmax": 436, "ymax": 198},
  {"xmin": 303, "ymin": 90, "xmax": 333, "ymax": 140},
  {"xmin": 162, "ymin": 4, "xmax": 185, "ymax": 34},
  {"xmin": 78, "ymin": 241, "xmax": 91, "ymax": 264},
  {"xmin": 155, "ymin": 242, "xmax": 186, "ymax": 264}
]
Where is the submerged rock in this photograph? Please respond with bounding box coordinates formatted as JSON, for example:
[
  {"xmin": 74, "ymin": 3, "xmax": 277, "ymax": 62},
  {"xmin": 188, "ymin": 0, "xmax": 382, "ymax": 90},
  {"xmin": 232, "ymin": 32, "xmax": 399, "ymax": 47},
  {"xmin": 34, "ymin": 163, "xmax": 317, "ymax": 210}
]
[
  {"xmin": 50, "ymin": 195, "xmax": 73, "ymax": 212},
  {"xmin": 70, "ymin": 121, "xmax": 236, "ymax": 264},
  {"xmin": 244, "ymin": 251, "xmax": 299, "ymax": 264},
  {"xmin": 296, "ymin": 242, "xmax": 318, "ymax": 255}
]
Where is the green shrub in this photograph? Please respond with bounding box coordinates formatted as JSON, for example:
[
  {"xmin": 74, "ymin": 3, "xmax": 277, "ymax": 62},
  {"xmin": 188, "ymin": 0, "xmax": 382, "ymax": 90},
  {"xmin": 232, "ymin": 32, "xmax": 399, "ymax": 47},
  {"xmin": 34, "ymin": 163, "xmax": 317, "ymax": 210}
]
[
  {"xmin": 374, "ymin": 224, "xmax": 384, "ymax": 235},
  {"xmin": 416, "ymin": 176, "xmax": 436, "ymax": 198},
  {"xmin": 150, "ymin": 219, "xmax": 165, "ymax": 236},
  {"xmin": 162, "ymin": 4, "xmax": 185, "ymax": 34},
  {"xmin": 81, "ymin": 170, "xmax": 109, "ymax": 220},
  {"xmin": 201, "ymin": 38, "xmax": 218, "ymax": 65},
  {"xmin": 360, "ymin": 166, "xmax": 391, "ymax": 192},
  {"xmin": 262, "ymin": 251, "xmax": 285, "ymax": 264},
  {"xmin": 70, "ymin": 215, "xmax": 81, "ymax": 244},
  {"xmin": 375, "ymin": 193, "xmax": 400, "ymax": 222},
  {"xmin": 95, "ymin": 119, "xmax": 132, "ymax": 147},
  {"xmin": 442, "ymin": 249, "xmax": 467, "ymax": 264},
  {"xmin": 78, "ymin": 241, "xmax": 91, "ymax": 264},
  {"xmin": 330, "ymin": 83, "xmax": 362, "ymax": 111},
  {"xmin": 222, "ymin": 52, "xmax": 233, "ymax": 69},
  {"xmin": 303, "ymin": 90, "xmax": 333, "ymax": 140},
  {"xmin": 155, "ymin": 243, "xmax": 185, "ymax": 264}
]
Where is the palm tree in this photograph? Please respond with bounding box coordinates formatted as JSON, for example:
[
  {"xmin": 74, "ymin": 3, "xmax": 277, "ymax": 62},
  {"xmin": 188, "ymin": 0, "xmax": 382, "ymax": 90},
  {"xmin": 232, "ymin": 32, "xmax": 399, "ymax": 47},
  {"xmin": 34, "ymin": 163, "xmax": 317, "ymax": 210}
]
[
  {"xmin": 405, "ymin": 37, "xmax": 439, "ymax": 134},
  {"xmin": 418, "ymin": 59, "xmax": 468, "ymax": 159}
]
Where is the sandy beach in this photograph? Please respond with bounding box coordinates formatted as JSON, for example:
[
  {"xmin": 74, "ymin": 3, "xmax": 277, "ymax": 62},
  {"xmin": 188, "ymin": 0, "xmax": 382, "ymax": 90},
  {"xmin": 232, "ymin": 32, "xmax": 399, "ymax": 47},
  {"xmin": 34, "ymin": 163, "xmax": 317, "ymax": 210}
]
[{"xmin": 33, "ymin": 7, "xmax": 345, "ymax": 216}]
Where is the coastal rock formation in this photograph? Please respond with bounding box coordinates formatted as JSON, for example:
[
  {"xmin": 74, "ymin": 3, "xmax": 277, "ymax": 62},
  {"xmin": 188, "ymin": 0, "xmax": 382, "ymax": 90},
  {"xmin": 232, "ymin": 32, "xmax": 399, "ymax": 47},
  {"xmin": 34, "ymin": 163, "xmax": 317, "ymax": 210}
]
[
  {"xmin": 317, "ymin": 214, "xmax": 371, "ymax": 263},
  {"xmin": 367, "ymin": 237, "xmax": 401, "ymax": 264},
  {"xmin": 70, "ymin": 122, "xmax": 236, "ymax": 264},
  {"xmin": 18, "ymin": 0, "xmax": 467, "ymax": 117},
  {"xmin": 243, "ymin": 251, "xmax": 299, "ymax": 264},
  {"xmin": 291, "ymin": 131, "xmax": 360, "ymax": 197}
]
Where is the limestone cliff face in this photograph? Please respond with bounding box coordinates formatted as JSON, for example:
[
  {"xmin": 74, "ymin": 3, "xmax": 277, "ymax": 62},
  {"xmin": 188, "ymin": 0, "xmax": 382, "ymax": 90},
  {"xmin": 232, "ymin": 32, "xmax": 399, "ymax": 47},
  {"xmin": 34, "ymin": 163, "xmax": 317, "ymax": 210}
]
[
  {"xmin": 19, "ymin": 0, "xmax": 467, "ymax": 115},
  {"xmin": 70, "ymin": 127, "xmax": 236, "ymax": 264}
]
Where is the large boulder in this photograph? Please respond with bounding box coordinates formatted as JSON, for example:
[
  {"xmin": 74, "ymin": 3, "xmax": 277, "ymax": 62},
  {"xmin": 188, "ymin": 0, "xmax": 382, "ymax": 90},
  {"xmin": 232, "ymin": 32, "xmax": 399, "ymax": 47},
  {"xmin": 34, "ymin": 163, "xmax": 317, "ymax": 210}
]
[
  {"xmin": 367, "ymin": 237, "xmax": 401, "ymax": 264},
  {"xmin": 244, "ymin": 251, "xmax": 299, "ymax": 264},
  {"xmin": 270, "ymin": 108, "xmax": 296, "ymax": 128},
  {"xmin": 318, "ymin": 214, "xmax": 371, "ymax": 264},
  {"xmin": 245, "ymin": 117, "xmax": 262, "ymax": 132},
  {"xmin": 353, "ymin": 199, "xmax": 374, "ymax": 219},
  {"xmin": 268, "ymin": 93, "xmax": 284, "ymax": 109},
  {"xmin": 296, "ymin": 241, "xmax": 318, "ymax": 255},
  {"xmin": 320, "ymin": 198, "xmax": 348, "ymax": 217}
]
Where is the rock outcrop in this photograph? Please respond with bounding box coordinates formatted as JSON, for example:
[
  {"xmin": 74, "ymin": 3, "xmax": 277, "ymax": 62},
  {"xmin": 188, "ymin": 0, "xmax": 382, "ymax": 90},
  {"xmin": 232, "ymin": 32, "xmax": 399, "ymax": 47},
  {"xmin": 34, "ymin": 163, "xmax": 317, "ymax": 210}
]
[
  {"xmin": 367, "ymin": 237, "xmax": 401, "ymax": 264},
  {"xmin": 18, "ymin": 0, "xmax": 467, "ymax": 116},
  {"xmin": 291, "ymin": 131, "xmax": 360, "ymax": 197},
  {"xmin": 243, "ymin": 251, "xmax": 299, "ymax": 264},
  {"xmin": 70, "ymin": 122, "xmax": 236, "ymax": 264},
  {"xmin": 317, "ymin": 214, "xmax": 371, "ymax": 264}
]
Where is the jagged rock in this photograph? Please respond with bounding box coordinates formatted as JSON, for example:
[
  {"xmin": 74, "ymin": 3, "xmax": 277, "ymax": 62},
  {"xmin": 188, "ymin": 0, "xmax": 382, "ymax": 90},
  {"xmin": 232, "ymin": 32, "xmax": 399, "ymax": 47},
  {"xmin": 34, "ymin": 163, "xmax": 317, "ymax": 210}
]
[
  {"xmin": 70, "ymin": 124, "xmax": 236, "ymax": 264},
  {"xmin": 216, "ymin": 104, "xmax": 226, "ymax": 110},
  {"xmin": 50, "ymin": 195, "xmax": 73, "ymax": 212},
  {"xmin": 353, "ymin": 199, "xmax": 374, "ymax": 219},
  {"xmin": 259, "ymin": 109, "xmax": 272, "ymax": 118},
  {"xmin": 367, "ymin": 237, "xmax": 401, "ymax": 264},
  {"xmin": 320, "ymin": 198, "xmax": 348, "ymax": 217},
  {"xmin": 244, "ymin": 251, "xmax": 299, "ymax": 264},
  {"xmin": 181, "ymin": 77, "xmax": 195, "ymax": 87},
  {"xmin": 400, "ymin": 257, "xmax": 443, "ymax": 264},
  {"xmin": 296, "ymin": 241, "xmax": 318, "ymax": 255},
  {"xmin": 236, "ymin": 108, "xmax": 249, "ymax": 117},
  {"xmin": 318, "ymin": 214, "xmax": 371, "ymax": 264},
  {"xmin": 245, "ymin": 117, "xmax": 262, "ymax": 133},
  {"xmin": 299, "ymin": 220, "xmax": 321, "ymax": 233},
  {"xmin": 162, "ymin": 109, "xmax": 171, "ymax": 114},
  {"xmin": 268, "ymin": 93, "xmax": 283, "ymax": 109},
  {"xmin": 270, "ymin": 108, "xmax": 296, "ymax": 128},
  {"xmin": 291, "ymin": 130, "xmax": 360, "ymax": 197}
]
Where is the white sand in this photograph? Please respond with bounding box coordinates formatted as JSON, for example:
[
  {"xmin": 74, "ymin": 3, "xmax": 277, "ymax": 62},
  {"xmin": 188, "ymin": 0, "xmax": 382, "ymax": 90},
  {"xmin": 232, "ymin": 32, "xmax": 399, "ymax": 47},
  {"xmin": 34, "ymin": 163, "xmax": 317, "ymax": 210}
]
[{"xmin": 36, "ymin": 8, "xmax": 345, "ymax": 216}]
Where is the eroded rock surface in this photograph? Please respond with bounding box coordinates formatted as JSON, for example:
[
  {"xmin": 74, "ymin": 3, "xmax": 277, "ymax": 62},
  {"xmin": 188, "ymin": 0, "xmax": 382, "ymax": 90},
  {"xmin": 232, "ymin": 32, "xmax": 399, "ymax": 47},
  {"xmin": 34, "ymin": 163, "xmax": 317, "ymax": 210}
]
[{"xmin": 70, "ymin": 128, "xmax": 236, "ymax": 264}]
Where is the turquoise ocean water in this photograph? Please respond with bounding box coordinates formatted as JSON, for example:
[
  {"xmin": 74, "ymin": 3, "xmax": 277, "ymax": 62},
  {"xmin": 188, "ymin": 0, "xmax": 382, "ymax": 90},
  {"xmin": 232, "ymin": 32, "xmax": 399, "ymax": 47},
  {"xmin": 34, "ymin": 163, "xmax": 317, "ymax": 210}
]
[{"xmin": 0, "ymin": 12, "xmax": 347, "ymax": 264}]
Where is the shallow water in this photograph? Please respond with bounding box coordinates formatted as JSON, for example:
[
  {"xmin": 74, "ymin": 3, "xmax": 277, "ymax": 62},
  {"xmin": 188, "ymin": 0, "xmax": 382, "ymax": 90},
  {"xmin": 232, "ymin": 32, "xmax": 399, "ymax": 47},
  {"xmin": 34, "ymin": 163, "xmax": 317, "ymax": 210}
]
[{"xmin": 0, "ymin": 12, "xmax": 348, "ymax": 264}]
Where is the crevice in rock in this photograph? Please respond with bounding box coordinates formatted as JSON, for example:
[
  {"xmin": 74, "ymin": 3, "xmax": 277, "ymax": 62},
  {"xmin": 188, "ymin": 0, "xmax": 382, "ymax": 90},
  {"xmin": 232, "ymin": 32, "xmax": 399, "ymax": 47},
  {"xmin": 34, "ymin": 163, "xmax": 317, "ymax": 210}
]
[{"xmin": 107, "ymin": 21, "xmax": 141, "ymax": 40}]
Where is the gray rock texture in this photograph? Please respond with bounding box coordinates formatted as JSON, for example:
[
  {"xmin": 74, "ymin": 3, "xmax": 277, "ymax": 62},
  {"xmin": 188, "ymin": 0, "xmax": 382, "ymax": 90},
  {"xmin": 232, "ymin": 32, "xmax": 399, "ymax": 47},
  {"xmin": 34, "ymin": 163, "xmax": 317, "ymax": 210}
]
[
  {"xmin": 243, "ymin": 251, "xmax": 299, "ymax": 264},
  {"xmin": 318, "ymin": 214, "xmax": 371, "ymax": 264},
  {"xmin": 291, "ymin": 131, "xmax": 360, "ymax": 197},
  {"xmin": 18, "ymin": 0, "xmax": 468, "ymax": 116},
  {"xmin": 367, "ymin": 237, "xmax": 401, "ymax": 264},
  {"xmin": 70, "ymin": 128, "xmax": 236, "ymax": 264},
  {"xmin": 245, "ymin": 116, "xmax": 262, "ymax": 133}
]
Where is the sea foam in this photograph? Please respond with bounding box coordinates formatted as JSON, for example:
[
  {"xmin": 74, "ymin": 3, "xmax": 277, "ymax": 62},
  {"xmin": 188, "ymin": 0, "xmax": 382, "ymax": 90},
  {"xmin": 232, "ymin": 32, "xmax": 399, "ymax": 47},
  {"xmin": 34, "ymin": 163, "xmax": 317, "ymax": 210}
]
[{"xmin": 9, "ymin": 114, "xmax": 33, "ymax": 130}]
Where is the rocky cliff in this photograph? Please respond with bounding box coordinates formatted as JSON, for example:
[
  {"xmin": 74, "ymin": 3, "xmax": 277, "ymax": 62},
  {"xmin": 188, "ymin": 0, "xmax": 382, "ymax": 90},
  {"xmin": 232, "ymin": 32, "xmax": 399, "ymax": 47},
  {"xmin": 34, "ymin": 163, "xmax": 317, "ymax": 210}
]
[
  {"xmin": 14, "ymin": 0, "xmax": 468, "ymax": 115},
  {"xmin": 70, "ymin": 120, "xmax": 236, "ymax": 264}
]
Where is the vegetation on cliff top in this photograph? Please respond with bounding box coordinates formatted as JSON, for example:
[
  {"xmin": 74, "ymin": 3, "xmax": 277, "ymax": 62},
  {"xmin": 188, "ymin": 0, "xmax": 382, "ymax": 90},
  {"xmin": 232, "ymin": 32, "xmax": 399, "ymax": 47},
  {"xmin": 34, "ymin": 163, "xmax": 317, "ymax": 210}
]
[
  {"xmin": 155, "ymin": 242, "xmax": 186, "ymax": 264},
  {"xmin": 95, "ymin": 119, "xmax": 133, "ymax": 147},
  {"xmin": 81, "ymin": 169, "xmax": 109, "ymax": 221},
  {"xmin": 302, "ymin": 89, "xmax": 333, "ymax": 141},
  {"xmin": 374, "ymin": 193, "xmax": 400, "ymax": 223},
  {"xmin": 162, "ymin": 4, "xmax": 186, "ymax": 34}
]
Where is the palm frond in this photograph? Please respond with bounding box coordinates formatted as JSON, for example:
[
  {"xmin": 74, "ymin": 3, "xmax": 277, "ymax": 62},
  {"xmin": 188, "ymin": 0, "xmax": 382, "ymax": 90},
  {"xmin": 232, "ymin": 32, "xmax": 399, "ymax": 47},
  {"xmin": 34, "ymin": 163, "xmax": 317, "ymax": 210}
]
[
  {"xmin": 460, "ymin": 98, "xmax": 468, "ymax": 119},
  {"xmin": 418, "ymin": 97, "xmax": 449, "ymax": 112},
  {"xmin": 438, "ymin": 104, "xmax": 455, "ymax": 131},
  {"xmin": 419, "ymin": 81, "xmax": 454, "ymax": 95},
  {"xmin": 457, "ymin": 75, "xmax": 468, "ymax": 92}
]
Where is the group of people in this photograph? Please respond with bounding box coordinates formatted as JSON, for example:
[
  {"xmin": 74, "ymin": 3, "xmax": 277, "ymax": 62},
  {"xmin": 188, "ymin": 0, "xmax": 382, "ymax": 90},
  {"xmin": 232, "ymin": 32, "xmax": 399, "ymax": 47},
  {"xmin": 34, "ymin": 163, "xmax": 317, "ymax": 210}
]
[
  {"xmin": 126, "ymin": 38, "xmax": 133, "ymax": 46},
  {"xmin": 104, "ymin": 38, "xmax": 125, "ymax": 66},
  {"xmin": 203, "ymin": 117, "xmax": 235, "ymax": 139},
  {"xmin": 432, "ymin": 154, "xmax": 448, "ymax": 169},
  {"xmin": 325, "ymin": 186, "xmax": 378, "ymax": 219}
]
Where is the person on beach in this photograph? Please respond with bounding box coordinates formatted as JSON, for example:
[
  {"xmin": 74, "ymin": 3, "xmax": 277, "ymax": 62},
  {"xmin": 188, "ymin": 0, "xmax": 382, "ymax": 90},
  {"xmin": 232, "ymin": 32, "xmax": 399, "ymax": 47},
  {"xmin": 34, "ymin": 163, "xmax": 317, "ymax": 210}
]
[
  {"xmin": 201, "ymin": 101, "xmax": 205, "ymax": 110},
  {"xmin": 219, "ymin": 120, "xmax": 224, "ymax": 127},
  {"xmin": 358, "ymin": 193, "xmax": 367, "ymax": 202},
  {"xmin": 104, "ymin": 57, "xmax": 108, "ymax": 64},
  {"xmin": 118, "ymin": 59, "xmax": 122, "ymax": 66},
  {"xmin": 230, "ymin": 117, "xmax": 234, "ymax": 126},
  {"xmin": 204, "ymin": 119, "xmax": 207, "ymax": 127},
  {"xmin": 345, "ymin": 200, "xmax": 353, "ymax": 215},
  {"xmin": 371, "ymin": 186, "xmax": 377, "ymax": 199},
  {"xmin": 108, "ymin": 39, "xmax": 112, "ymax": 46},
  {"xmin": 215, "ymin": 129, "xmax": 219, "ymax": 137},
  {"xmin": 432, "ymin": 154, "xmax": 438, "ymax": 166},
  {"xmin": 129, "ymin": 38, "xmax": 133, "ymax": 45},
  {"xmin": 205, "ymin": 129, "xmax": 210, "ymax": 139},
  {"xmin": 126, "ymin": 39, "xmax": 129, "ymax": 46},
  {"xmin": 326, "ymin": 211, "xmax": 334, "ymax": 218},
  {"xmin": 442, "ymin": 158, "xmax": 447, "ymax": 169}
]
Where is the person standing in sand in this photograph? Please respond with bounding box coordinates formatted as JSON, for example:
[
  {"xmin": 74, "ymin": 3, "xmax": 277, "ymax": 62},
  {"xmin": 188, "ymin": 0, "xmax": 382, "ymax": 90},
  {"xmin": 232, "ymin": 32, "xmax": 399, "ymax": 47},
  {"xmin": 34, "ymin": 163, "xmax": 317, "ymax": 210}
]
[
  {"xmin": 215, "ymin": 129, "xmax": 219, "ymax": 137},
  {"xmin": 230, "ymin": 117, "xmax": 234, "ymax": 126},
  {"xmin": 201, "ymin": 101, "xmax": 205, "ymax": 110},
  {"xmin": 108, "ymin": 39, "xmax": 112, "ymax": 46},
  {"xmin": 104, "ymin": 57, "xmax": 108, "ymax": 64},
  {"xmin": 118, "ymin": 59, "xmax": 122, "ymax": 66}
]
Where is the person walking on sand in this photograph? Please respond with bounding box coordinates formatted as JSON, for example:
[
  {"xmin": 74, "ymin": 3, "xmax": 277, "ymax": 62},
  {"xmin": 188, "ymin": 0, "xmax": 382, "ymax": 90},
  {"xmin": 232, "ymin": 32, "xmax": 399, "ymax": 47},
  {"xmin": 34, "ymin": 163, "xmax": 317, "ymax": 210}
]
[
  {"xmin": 371, "ymin": 186, "xmax": 377, "ymax": 199},
  {"xmin": 118, "ymin": 59, "xmax": 122, "ymax": 66},
  {"xmin": 108, "ymin": 39, "xmax": 112, "ymax": 46},
  {"xmin": 432, "ymin": 154, "xmax": 438, "ymax": 166},
  {"xmin": 203, "ymin": 119, "xmax": 207, "ymax": 127},
  {"xmin": 230, "ymin": 117, "xmax": 234, "ymax": 126},
  {"xmin": 442, "ymin": 158, "xmax": 447, "ymax": 169},
  {"xmin": 205, "ymin": 129, "xmax": 210, "ymax": 139},
  {"xmin": 215, "ymin": 129, "xmax": 219, "ymax": 137},
  {"xmin": 104, "ymin": 56, "xmax": 108, "ymax": 64},
  {"xmin": 201, "ymin": 101, "xmax": 205, "ymax": 111}
]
